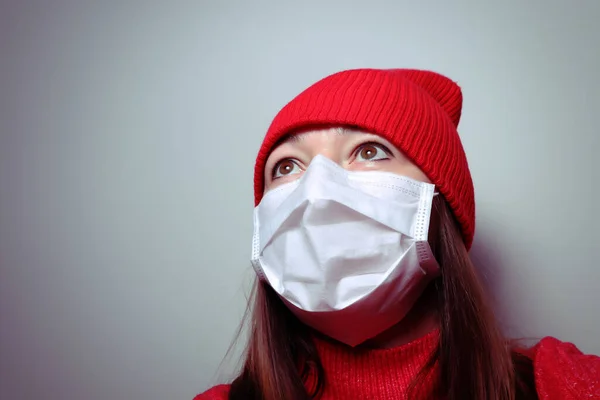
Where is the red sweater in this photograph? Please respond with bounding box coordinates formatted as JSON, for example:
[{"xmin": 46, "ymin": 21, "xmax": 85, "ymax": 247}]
[{"xmin": 195, "ymin": 330, "xmax": 600, "ymax": 399}]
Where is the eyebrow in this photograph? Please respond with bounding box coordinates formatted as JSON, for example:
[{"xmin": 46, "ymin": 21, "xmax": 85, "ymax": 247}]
[{"xmin": 277, "ymin": 127, "xmax": 349, "ymax": 145}]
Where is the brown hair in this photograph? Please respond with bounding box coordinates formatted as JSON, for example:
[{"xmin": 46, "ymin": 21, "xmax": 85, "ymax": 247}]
[{"xmin": 228, "ymin": 197, "xmax": 537, "ymax": 399}]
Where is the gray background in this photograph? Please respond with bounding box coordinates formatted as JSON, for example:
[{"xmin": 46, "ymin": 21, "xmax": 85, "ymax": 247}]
[{"xmin": 1, "ymin": 1, "xmax": 598, "ymax": 399}]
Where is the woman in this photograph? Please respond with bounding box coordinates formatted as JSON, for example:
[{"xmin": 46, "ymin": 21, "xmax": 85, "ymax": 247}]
[{"xmin": 196, "ymin": 69, "xmax": 599, "ymax": 399}]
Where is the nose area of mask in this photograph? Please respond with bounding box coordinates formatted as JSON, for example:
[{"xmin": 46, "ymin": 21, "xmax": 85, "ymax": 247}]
[
  {"xmin": 296, "ymin": 154, "xmax": 347, "ymax": 198},
  {"xmin": 303, "ymin": 154, "xmax": 345, "ymax": 180}
]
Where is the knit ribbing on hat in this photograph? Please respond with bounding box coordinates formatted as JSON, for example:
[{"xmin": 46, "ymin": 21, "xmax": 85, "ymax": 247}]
[{"xmin": 253, "ymin": 68, "xmax": 475, "ymax": 249}]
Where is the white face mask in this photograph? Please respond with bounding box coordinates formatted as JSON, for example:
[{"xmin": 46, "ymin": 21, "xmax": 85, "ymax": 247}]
[{"xmin": 251, "ymin": 155, "xmax": 440, "ymax": 347}]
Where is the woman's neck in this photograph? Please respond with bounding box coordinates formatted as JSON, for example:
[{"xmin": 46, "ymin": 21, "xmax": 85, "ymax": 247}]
[{"xmin": 359, "ymin": 285, "xmax": 439, "ymax": 350}]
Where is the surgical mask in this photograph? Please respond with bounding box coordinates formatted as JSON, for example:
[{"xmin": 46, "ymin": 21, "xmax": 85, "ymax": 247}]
[{"xmin": 251, "ymin": 155, "xmax": 440, "ymax": 347}]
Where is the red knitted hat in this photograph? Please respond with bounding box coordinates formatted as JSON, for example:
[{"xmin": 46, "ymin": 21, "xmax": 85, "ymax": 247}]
[{"xmin": 254, "ymin": 68, "xmax": 475, "ymax": 249}]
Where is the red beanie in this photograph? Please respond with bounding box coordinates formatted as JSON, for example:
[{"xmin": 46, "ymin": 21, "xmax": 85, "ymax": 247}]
[{"xmin": 253, "ymin": 68, "xmax": 475, "ymax": 250}]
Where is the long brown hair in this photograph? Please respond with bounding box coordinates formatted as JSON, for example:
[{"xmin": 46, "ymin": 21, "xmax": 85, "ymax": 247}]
[{"xmin": 228, "ymin": 197, "xmax": 536, "ymax": 399}]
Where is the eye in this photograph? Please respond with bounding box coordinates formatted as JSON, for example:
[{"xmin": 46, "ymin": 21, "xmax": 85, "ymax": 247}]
[
  {"xmin": 272, "ymin": 159, "xmax": 302, "ymax": 179},
  {"xmin": 354, "ymin": 142, "xmax": 390, "ymax": 162}
]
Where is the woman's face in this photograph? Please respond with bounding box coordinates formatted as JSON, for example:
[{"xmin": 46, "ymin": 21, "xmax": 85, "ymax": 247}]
[{"xmin": 263, "ymin": 127, "xmax": 431, "ymax": 193}]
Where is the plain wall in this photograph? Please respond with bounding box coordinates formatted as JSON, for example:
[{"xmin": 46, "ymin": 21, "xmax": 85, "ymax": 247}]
[{"xmin": 1, "ymin": 1, "xmax": 598, "ymax": 399}]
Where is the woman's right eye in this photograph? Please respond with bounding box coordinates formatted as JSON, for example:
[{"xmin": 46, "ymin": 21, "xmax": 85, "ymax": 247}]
[{"xmin": 272, "ymin": 159, "xmax": 302, "ymax": 179}]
